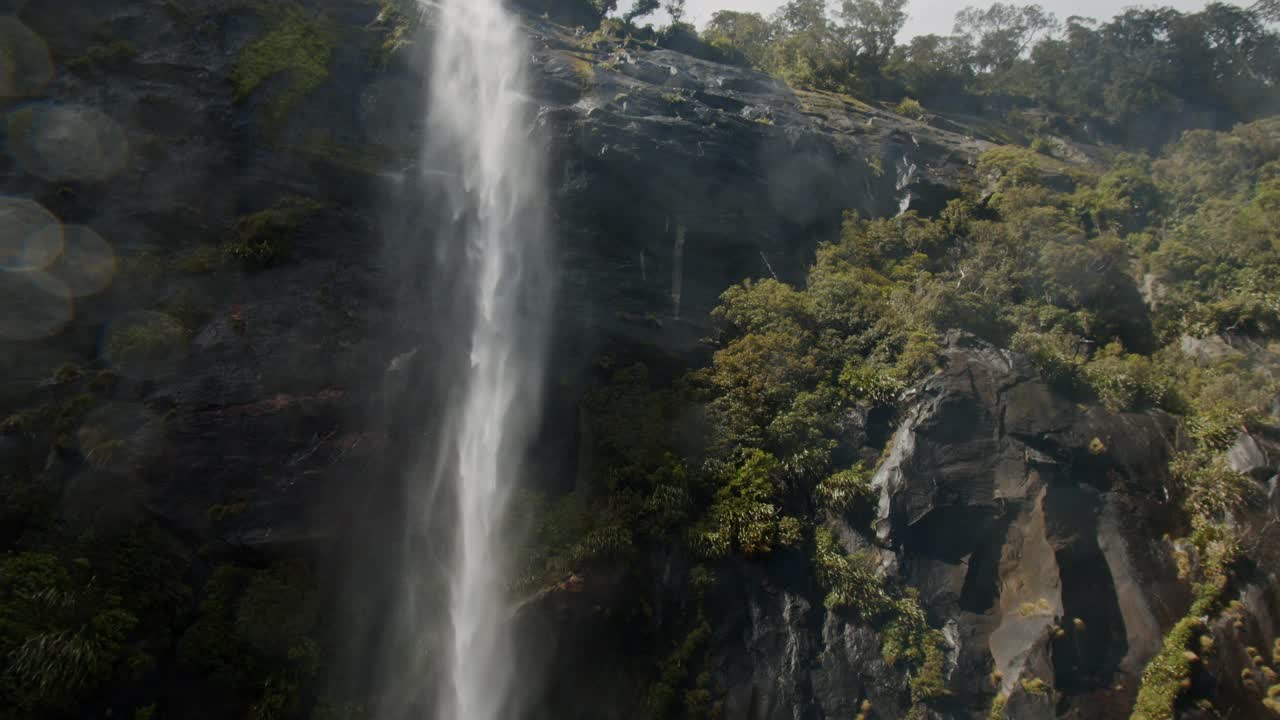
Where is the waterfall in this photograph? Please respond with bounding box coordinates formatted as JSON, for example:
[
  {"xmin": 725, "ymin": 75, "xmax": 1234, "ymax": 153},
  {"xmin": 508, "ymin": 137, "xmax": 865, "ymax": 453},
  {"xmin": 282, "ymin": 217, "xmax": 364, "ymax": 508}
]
[
  {"xmin": 382, "ymin": 0, "xmax": 552, "ymax": 717},
  {"xmin": 895, "ymin": 156, "xmax": 918, "ymax": 216}
]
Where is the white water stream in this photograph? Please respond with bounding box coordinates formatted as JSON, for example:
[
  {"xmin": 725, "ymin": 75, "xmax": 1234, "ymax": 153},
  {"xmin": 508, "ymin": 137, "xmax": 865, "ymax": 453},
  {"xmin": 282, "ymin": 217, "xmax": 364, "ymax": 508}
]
[{"xmin": 418, "ymin": 0, "xmax": 550, "ymax": 716}]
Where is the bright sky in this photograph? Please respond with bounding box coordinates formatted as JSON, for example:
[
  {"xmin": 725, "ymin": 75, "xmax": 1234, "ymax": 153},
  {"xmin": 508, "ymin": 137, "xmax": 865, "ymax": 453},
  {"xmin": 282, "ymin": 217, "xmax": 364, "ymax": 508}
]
[{"xmin": 624, "ymin": 0, "xmax": 1246, "ymax": 39}]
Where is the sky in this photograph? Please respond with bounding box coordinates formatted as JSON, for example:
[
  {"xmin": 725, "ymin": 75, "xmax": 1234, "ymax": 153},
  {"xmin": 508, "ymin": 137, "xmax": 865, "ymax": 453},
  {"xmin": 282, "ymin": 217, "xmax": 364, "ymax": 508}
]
[{"xmin": 623, "ymin": 0, "xmax": 1247, "ymax": 39}]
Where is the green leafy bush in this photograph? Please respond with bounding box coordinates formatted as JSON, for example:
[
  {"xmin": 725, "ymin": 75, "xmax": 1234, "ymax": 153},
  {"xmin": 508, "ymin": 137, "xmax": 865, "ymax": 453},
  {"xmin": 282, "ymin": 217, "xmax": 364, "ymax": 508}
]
[
  {"xmin": 1081, "ymin": 342, "xmax": 1177, "ymax": 412},
  {"xmin": 0, "ymin": 550, "xmax": 166, "ymax": 717},
  {"xmin": 692, "ymin": 450, "xmax": 801, "ymax": 558},
  {"xmin": 108, "ymin": 315, "xmax": 188, "ymax": 364},
  {"xmin": 895, "ymin": 97, "xmax": 927, "ymax": 120},
  {"xmin": 815, "ymin": 465, "xmax": 874, "ymax": 514},
  {"xmin": 813, "ymin": 527, "xmax": 892, "ymax": 618},
  {"xmin": 177, "ymin": 561, "xmax": 322, "ymax": 715},
  {"xmin": 224, "ymin": 196, "xmax": 325, "ymax": 268}
]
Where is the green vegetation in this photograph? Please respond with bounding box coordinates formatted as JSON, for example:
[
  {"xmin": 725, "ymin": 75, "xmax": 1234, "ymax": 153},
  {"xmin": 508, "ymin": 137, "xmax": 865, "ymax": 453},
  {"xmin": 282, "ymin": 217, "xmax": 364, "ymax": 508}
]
[
  {"xmin": 107, "ymin": 315, "xmax": 188, "ymax": 364},
  {"xmin": 371, "ymin": 0, "xmax": 416, "ymax": 65},
  {"xmin": 814, "ymin": 464, "xmax": 873, "ymax": 514},
  {"xmin": 177, "ymin": 561, "xmax": 324, "ymax": 718},
  {"xmin": 223, "ymin": 196, "xmax": 326, "ymax": 269},
  {"xmin": 1132, "ymin": 615, "xmax": 1208, "ymax": 720},
  {"xmin": 691, "ymin": 449, "xmax": 802, "ymax": 558},
  {"xmin": 644, "ymin": 618, "xmax": 713, "ymax": 719},
  {"xmin": 989, "ymin": 692, "xmax": 1008, "ymax": 720},
  {"xmin": 532, "ymin": 105, "xmax": 1278, "ymax": 714},
  {"xmin": 698, "ymin": 1, "xmax": 1278, "ymax": 149},
  {"xmin": 67, "ymin": 40, "xmax": 138, "ymax": 71},
  {"xmin": 813, "ymin": 528, "xmax": 947, "ymax": 704},
  {"xmin": 895, "ymin": 97, "xmax": 926, "ymax": 120},
  {"xmin": 232, "ymin": 6, "xmax": 335, "ymax": 124},
  {"xmin": 4, "ymin": 3, "xmax": 1278, "ymax": 718},
  {"xmin": 1021, "ymin": 677, "xmax": 1050, "ymax": 695},
  {"xmin": 174, "ymin": 245, "xmax": 225, "ymax": 274},
  {"xmin": 2, "ymin": 395, "xmax": 95, "ymax": 439},
  {"xmin": 0, "ymin": 529, "xmax": 192, "ymax": 720}
]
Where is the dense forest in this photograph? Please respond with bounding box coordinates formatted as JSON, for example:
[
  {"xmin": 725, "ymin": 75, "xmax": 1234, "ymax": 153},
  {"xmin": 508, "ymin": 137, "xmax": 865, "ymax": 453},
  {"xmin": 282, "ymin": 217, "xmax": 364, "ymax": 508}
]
[
  {"xmin": 615, "ymin": 0, "xmax": 1280, "ymax": 148},
  {"xmin": 2, "ymin": 0, "xmax": 1279, "ymax": 719}
]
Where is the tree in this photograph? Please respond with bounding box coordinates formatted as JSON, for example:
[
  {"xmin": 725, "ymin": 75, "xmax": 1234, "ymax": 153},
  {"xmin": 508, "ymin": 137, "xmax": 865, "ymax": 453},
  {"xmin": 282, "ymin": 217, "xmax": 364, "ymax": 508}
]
[
  {"xmin": 768, "ymin": 0, "xmax": 846, "ymax": 88},
  {"xmin": 953, "ymin": 3, "xmax": 1059, "ymax": 72},
  {"xmin": 887, "ymin": 34, "xmax": 975, "ymax": 98},
  {"xmin": 665, "ymin": 0, "xmax": 686, "ymax": 25},
  {"xmin": 838, "ymin": 0, "xmax": 909, "ymax": 63},
  {"xmin": 624, "ymin": 0, "xmax": 661, "ymax": 23},
  {"xmin": 703, "ymin": 10, "xmax": 775, "ymax": 67},
  {"xmin": 774, "ymin": 0, "xmax": 830, "ymax": 34}
]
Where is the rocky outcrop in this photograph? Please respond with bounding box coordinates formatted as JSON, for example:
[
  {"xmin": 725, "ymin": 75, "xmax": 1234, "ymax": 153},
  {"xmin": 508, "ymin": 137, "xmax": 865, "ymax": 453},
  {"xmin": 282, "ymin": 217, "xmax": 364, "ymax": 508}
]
[
  {"xmin": 530, "ymin": 19, "xmax": 996, "ymax": 358},
  {"xmin": 519, "ymin": 333, "xmax": 1263, "ymax": 719},
  {"xmin": 870, "ymin": 333, "xmax": 1188, "ymax": 717}
]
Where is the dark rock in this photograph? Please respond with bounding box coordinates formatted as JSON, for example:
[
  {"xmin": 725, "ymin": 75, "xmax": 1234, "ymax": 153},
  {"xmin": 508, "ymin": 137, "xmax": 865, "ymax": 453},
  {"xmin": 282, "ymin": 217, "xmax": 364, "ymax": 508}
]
[
  {"xmin": 1229, "ymin": 432, "xmax": 1278, "ymax": 483},
  {"xmin": 868, "ymin": 333, "xmax": 1186, "ymax": 716}
]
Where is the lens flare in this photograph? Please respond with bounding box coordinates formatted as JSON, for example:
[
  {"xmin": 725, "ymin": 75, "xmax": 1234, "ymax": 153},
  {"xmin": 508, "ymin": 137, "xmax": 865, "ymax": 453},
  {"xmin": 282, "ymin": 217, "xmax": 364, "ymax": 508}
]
[
  {"xmin": 0, "ymin": 269, "xmax": 72, "ymax": 341},
  {"xmin": 50, "ymin": 225, "xmax": 116, "ymax": 297},
  {"xmin": 7, "ymin": 104, "xmax": 130, "ymax": 182},
  {"xmin": 0, "ymin": 17, "xmax": 53, "ymax": 99},
  {"xmin": 0, "ymin": 197, "xmax": 62, "ymax": 271}
]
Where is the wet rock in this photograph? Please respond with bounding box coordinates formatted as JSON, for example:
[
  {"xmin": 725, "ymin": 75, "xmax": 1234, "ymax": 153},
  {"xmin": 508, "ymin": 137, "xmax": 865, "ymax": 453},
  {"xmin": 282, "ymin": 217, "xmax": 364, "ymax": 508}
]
[
  {"xmin": 1229, "ymin": 432, "xmax": 1277, "ymax": 483},
  {"xmin": 870, "ymin": 332, "xmax": 1185, "ymax": 716},
  {"xmin": 1180, "ymin": 334, "xmax": 1244, "ymax": 366}
]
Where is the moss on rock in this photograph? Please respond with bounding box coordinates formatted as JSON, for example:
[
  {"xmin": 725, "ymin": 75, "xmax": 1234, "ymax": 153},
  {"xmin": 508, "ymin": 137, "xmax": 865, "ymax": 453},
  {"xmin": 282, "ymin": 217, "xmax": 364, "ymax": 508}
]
[
  {"xmin": 232, "ymin": 6, "xmax": 335, "ymax": 125},
  {"xmin": 223, "ymin": 196, "xmax": 326, "ymax": 269}
]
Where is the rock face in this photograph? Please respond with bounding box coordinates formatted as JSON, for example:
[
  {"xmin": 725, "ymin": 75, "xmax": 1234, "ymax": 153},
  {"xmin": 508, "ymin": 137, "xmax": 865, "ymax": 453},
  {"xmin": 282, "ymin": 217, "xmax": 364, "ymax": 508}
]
[
  {"xmin": 872, "ymin": 333, "xmax": 1186, "ymax": 717},
  {"xmin": 6, "ymin": 2, "xmax": 1278, "ymax": 719},
  {"xmin": 0, "ymin": 0, "xmax": 998, "ymax": 534},
  {"xmin": 529, "ymin": 18, "xmax": 994, "ymax": 362},
  {"xmin": 520, "ymin": 333, "xmax": 1262, "ymax": 719}
]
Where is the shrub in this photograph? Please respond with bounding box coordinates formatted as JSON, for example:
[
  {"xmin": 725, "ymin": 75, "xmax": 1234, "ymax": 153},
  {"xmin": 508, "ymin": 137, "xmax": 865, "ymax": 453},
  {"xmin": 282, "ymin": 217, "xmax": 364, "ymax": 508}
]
[
  {"xmin": 644, "ymin": 620, "xmax": 711, "ymax": 720},
  {"xmin": 815, "ymin": 465, "xmax": 874, "ymax": 514},
  {"xmin": 108, "ymin": 315, "xmax": 188, "ymax": 364},
  {"xmin": 1132, "ymin": 616, "xmax": 1203, "ymax": 720},
  {"xmin": 2, "ymin": 395, "xmax": 96, "ymax": 445},
  {"xmin": 813, "ymin": 527, "xmax": 893, "ymax": 618},
  {"xmin": 0, "ymin": 553, "xmax": 150, "ymax": 714},
  {"xmin": 1082, "ymin": 342, "xmax": 1176, "ymax": 412},
  {"xmin": 1020, "ymin": 677, "xmax": 1049, "ymax": 695},
  {"xmin": 978, "ymin": 147, "xmax": 1043, "ymax": 190},
  {"xmin": 839, "ymin": 363, "xmax": 906, "ymax": 408},
  {"xmin": 224, "ymin": 197, "xmax": 325, "ymax": 269},
  {"xmin": 895, "ymin": 98, "xmax": 927, "ymax": 121},
  {"xmin": 177, "ymin": 561, "xmax": 322, "ymax": 712},
  {"xmin": 989, "ymin": 693, "xmax": 1008, "ymax": 720}
]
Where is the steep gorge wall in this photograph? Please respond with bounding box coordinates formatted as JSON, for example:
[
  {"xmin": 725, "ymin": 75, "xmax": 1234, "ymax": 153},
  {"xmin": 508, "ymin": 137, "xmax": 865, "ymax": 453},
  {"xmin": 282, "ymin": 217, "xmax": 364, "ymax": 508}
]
[
  {"xmin": 4, "ymin": 1, "xmax": 1279, "ymax": 718},
  {"xmin": 2, "ymin": 0, "xmax": 987, "ymax": 551}
]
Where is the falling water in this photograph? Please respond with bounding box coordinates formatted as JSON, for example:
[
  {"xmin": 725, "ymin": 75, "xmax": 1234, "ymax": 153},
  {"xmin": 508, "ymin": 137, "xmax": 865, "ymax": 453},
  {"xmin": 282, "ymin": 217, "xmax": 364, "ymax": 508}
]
[
  {"xmin": 397, "ymin": 0, "xmax": 551, "ymax": 717},
  {"xmin": 895, "ymin": 156, "xmax": 918, "ymax": 216}
]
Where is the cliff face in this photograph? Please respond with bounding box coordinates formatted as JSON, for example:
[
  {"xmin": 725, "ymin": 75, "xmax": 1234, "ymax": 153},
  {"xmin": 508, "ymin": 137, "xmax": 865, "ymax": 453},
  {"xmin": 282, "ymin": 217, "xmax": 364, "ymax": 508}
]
[
  {"xmin": 3, "ymin": 0, "xmax": 994, "ymax": 551},
  {"xmin": 517, "ymin": 332, "xmax": 1280, "ymax": 720},
  {"xmin": 3, "ymin": 2, "xmax": 1279, "ymax": 719}
]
